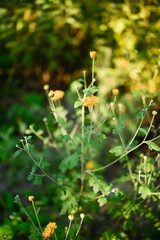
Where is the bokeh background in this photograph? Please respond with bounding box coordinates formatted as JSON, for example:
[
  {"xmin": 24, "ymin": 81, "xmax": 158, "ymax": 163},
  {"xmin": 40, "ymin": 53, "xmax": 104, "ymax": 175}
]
[{"xmin": 0, "ymin": 0, "xmax": 160, "ymax": 239}]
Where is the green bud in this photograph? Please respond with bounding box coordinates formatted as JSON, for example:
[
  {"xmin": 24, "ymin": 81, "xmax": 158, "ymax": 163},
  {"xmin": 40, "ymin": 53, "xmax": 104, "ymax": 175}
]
[{"xmin": 152, "ymin": 110, "xmax": 157, "ymax": 115}]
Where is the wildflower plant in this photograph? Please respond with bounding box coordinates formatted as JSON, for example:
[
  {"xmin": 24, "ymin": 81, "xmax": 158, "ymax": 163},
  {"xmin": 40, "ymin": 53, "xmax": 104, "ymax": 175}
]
[{"xmin": 14, "ymin": 51, "xmax": 160, "ymax": 239}]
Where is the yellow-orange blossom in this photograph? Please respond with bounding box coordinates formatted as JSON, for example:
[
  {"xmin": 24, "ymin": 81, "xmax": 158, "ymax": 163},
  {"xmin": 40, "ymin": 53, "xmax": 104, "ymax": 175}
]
[
  {"xmin": 50, "ymin": 90, "xmax": 64, "ymax": 101},
  {"xmin": 43, "ymin": 222, "xmax": 57, "ymax": 239},
  {"xmin": 83, "ymin": 96, "xmax": 98, "ymax": 107}
]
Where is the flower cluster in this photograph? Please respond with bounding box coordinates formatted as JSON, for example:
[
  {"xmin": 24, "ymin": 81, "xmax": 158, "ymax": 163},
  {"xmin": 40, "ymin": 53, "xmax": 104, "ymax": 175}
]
[
  {"xmin": 49, "ymin": 90, "xmax": 64, "ymax": 101},
  {"xmin": 43, "ymin": 222, "xmax": 57, "ymax": 239},
  {"xmin": 83, "ymin": 96, "xmax": 98, "ymax": 107}
]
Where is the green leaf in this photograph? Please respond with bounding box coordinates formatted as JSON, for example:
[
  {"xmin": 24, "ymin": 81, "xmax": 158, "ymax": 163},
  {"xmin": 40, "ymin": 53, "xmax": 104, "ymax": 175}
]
[
  {"xmin": 60, "ymin": 196, "xmax": 77, "ymax": 215},
  {"xmin": 82, "ymin": 89, "xmax": 92, "ymax": 96},
  {"xmin": 138, "ymin": 185, "xmax": 151, "ymax": 199},
  {"xmin": 27, "ymin": 136, "xmax": 32, "ymax": 140},
  {"xmin": 39, "ymin": 159, "xmax": 51, "ymax": 168},
  {"xmin": 59, "ymin": 153, "xmax": 79, "ymax": 172},
  {"xmin": 29, "ymin": 226, "xmax": 41, "ymax": 240},
  {"xmin": 33, "ymin": 176, "xmax": 43, "ymax": 185},
  {"xmin": 94, "ymin": 132, "xmax": 107, "ymax": 142},
  {"xmin": 109, "ymin": 145, "xmax": 124, "ymax": 157},
  {"xmin": 78, "ymin": 78, "xmax": 84, "ymax": 83},
  {"xmin": 146, "ymin": 142, "xmax": 160, "ymax": 151},
  {"xmin": 139, "ymin": 128, "xmax": 147, "ymax": 135},
  {"xmin": 133, "ymin": 90, "xmax": 143, "ymax": 97},
  {"xmin": 97, "ymin": 197, "xmax": 107, "ymax": 207},
  {"xmin": 13, "ymin": 149, "xmax": 23, "ymax": 159},
  {"xmin": 31, "ymin": 165, "xmax": 37, "ymax": 173},
  {"xmin": 89, "ymin": 175, "xmax": 111, "ymax": 195},
  {"xmin": 57, "ymin": 116, "xmax": 65, "ymax": 128},
  {"xmin": 62, "ymin": 134, "xmax": 72, "ymax": 143},
  {"xmin": 89, "ymin": 86, "xmax": 99, "ymax": 94},
  {"xmin": 27, "ymin": 174, "xmax": 33, "ymax": 181},
  {"xmin": 74, "ymin": 100, "xmax": 82, "ymax": 108}
]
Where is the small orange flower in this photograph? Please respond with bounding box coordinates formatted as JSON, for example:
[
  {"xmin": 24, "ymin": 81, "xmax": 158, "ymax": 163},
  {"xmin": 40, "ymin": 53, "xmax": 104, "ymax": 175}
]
[
  {"xmin": 47, "ymin": 222, "xmax": 57, "ymax": 230},
  {"xmin": 83, "ymin": 96, "xmax": 98, "ymax": 107},
  {"xmin": 43, "ymin": 222, "xmax": 57, "ymax": 239},
  {"xmin": 48, "ymin": 90, "xmax": 55, "ymax": 97},
  {"xmin": 43, "ymin": 228, "xmax": 53, "ymax": 239},
  {"xmin": 85, "ymin": 161, "xmax": 94, "ymax": 169},
  {"xmin": 90, "ymin": 51, "xmax": 96, "ymax": 59},
  {"xmin": 50, "ymin": 90, "xmax": 64, "ymax": 101},
  {"xmin": 112, "ymin": 89, "xmax": 119, "ymax": 95},
  {"xmin": 28, "ymin": 196, "xmax": 34, "ymax": 202}
]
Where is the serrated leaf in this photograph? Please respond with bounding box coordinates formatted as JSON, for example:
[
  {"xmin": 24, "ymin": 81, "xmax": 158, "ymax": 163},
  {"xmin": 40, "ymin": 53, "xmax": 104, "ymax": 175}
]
[
  {"xmin": 89, "ymin": 175, "xmax": 111, "ymax": 195},
  {"xmin": 59, "ymin": 153, "xmax": 79, "ymax": 172},
  {"xmin": 138, "ymin": 185, "xmax": 150, "ymax": 199},
  {"xmin": 89, "ymin": 86, "xmax": 99, "ymax": 94},
  {"xmin": 13, "ymin": 149, "xmax": 23, "ymax": 159},
  {"xmin": 33, "ymin": 176, "xmax": 43, "ymax": 185},
  {"xmin": 97, "ymin": 197, "xmax": 107, "ymax": 207},
  {"xmin": 57, "ymin": 116, "xmax": 65, "ymax": 128},
  {"xmin": 29, "ymin": 226, "xmax": 41, "ymax": 240},
  {"xmin": 74, "ymin": 100, "xmax": 82, "ymax": 108},
  {"xmin": 60, "ymin": 196, "xmax": 77, "ymax": 215},
  {"xmin": 62, "ymin": 134, "xmax": 72, "ymax": 143},
  {"xmin": 133, "ymin": 90, "xmax": 143, "ymax": 97},
  {"xmin": 24, "ymin": 143, "xmax": 33, "ymax": 152},
  {"xmin": 109, "ymin": 145, "xmax": 123, "ymax": 156},
  {"xmin": 94, "ymin": 132, "xmax": 107, "ymax": 142},
  {"xmin": 146, "ymin": 142, "xmax": 160, "ymax": 151},
  {"xmin": 39, "ymin": 159, "xmax": 51, "ymax": 168},
  {"xmin": 82, "ymin": 89, "xmax": 92, "ymax": 96}
]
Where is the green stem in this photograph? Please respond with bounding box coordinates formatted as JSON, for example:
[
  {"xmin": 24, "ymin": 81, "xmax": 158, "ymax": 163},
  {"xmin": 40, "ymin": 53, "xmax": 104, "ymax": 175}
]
[
  {"xmin": 81, "ymin": 105, "xmax": 85, "ymax": 186},
  {"xmin": 65, "ymin": 220, "xmax": 72, "ymax": 240},
  {"xmin": 127, "ymin": 99, "xmax": 153, "ymax": 148},
  {"xmin": 25, "ymin": 147, "xmax": 59, "ymax": 185},
  {"xmin": 54, "ymin": 231, "xmax": 58, "ymax": 240},
  {"xmin": 32, "ymin": 200, "xmax": 43, "ymax": 234},
  {"xmin": 87, "ymin": 133, "xmax": 160, "ymax": 173},
  {"xmin": 113, "ymin": 118, "xmax": 135, "ymax": 185},
  {"xmin": 75, "ymin": 218, "xmax": 84, "ymax": 238}
]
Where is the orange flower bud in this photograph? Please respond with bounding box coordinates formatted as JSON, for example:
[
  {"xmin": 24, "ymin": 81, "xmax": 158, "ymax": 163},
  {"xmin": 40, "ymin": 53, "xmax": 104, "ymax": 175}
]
[
  {"xmin": 43, "ymin": 84, "xmax": 49, "ymax": 90},
  {"xmin": 112, "ymin": 89, "xmax": 119, "ymax": 95},
  {"xmin": 90, "ymin": 51, "xmax": 96, "ymax": 59},
  {"xmin": 50, "ymin": 90, "xmax": 64, "ymax": 101},
  {"xmin": 48, "ymin": 90, "xmax": 55, "ymax": 97},
  {"xmin": 28, "ymin": 196, "xmax": 34, "ymax": 202}
]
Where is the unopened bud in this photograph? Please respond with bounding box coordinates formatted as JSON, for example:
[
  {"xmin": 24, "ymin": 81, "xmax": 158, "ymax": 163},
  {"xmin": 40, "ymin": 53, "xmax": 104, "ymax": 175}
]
[
  {"xmin": 80, "ymin": 213, "xmax": 85, "ymax": 219},
  {"xmin": 68, "ymin": 215, "xmax": 74, "ymax": 221}
]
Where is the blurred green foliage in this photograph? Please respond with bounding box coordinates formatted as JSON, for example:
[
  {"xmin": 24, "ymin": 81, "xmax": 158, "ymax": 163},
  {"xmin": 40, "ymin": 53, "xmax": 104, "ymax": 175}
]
[
  {"xmin": 1, "ymin": 0, "xmax": 160, "ymax": 239},
  {"xmin": 0, "ymin": 0, "xmax": 160, "ymax": 90}
]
